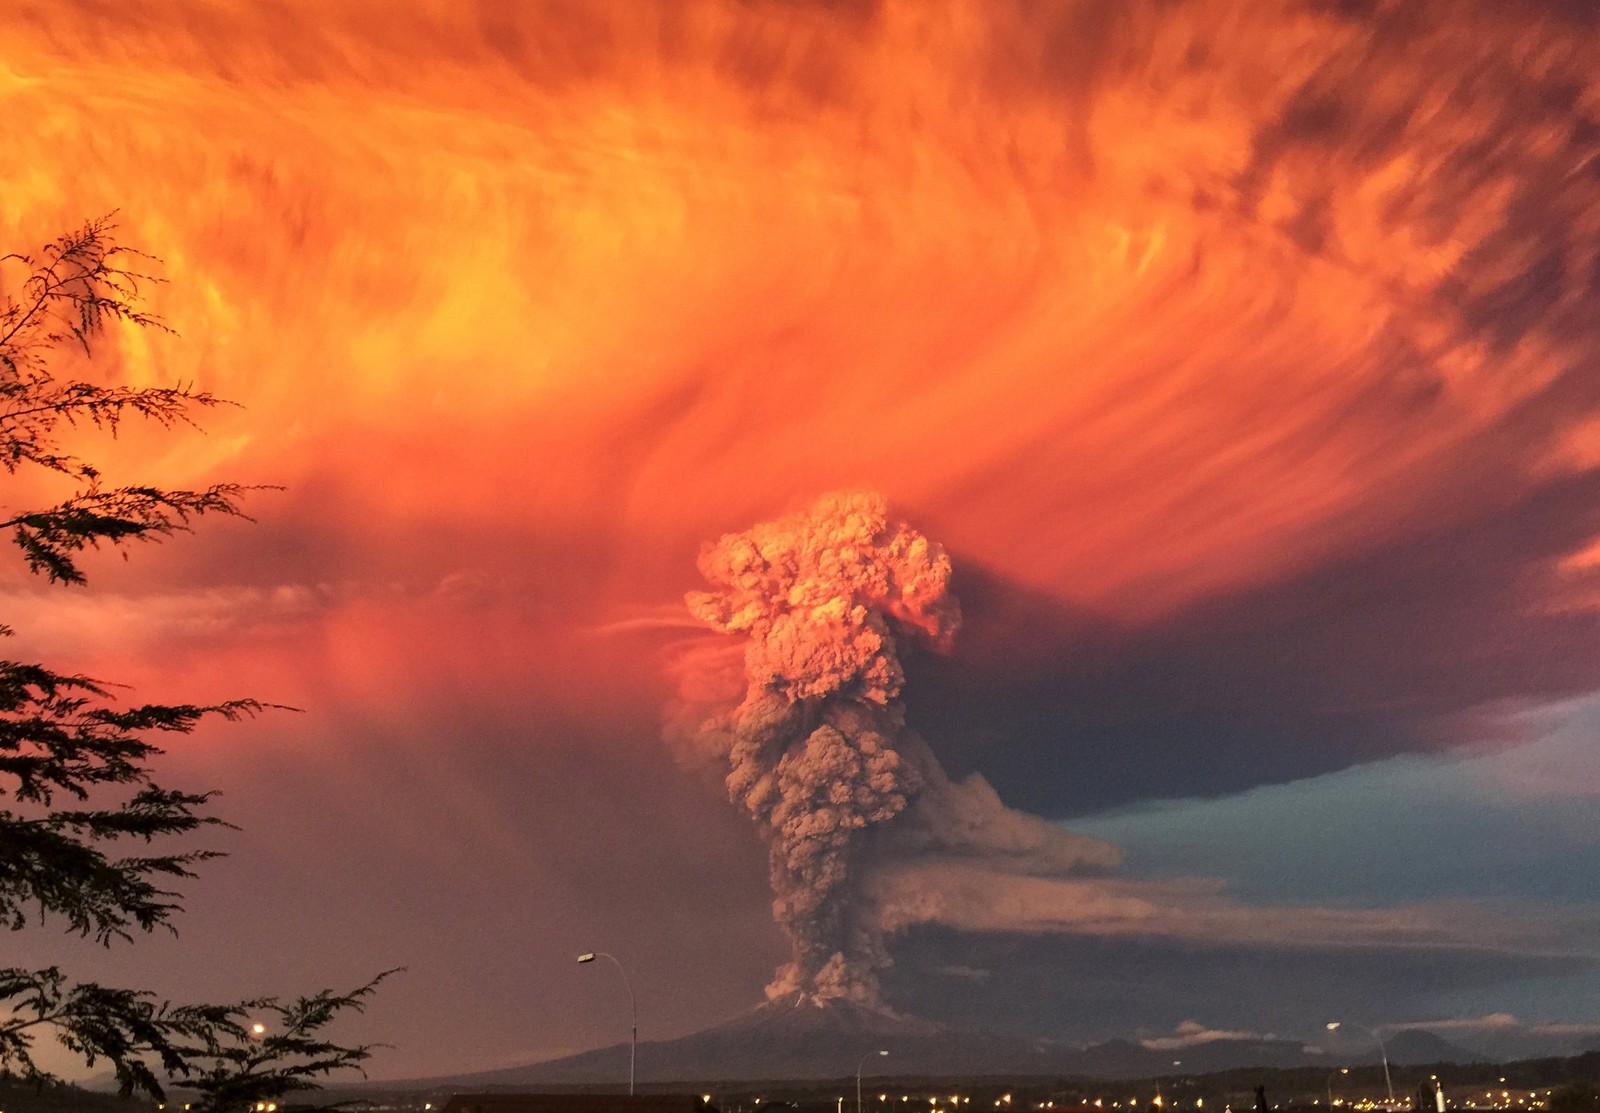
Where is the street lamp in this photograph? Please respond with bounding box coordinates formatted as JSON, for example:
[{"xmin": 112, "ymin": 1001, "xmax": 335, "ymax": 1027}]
[
  {"xmin": 1158, "ymin": 1063, "xmax": 1181, "ymax": 1110},
  {"xmin": 578, "ymin": 951, "xmax": 637, "ymax": 1095},
  {"xmin": 858, "ymin": 1050, "xmax": 889, "ymax": 1113},
  {"xmin": 1328, "ymin": 1068, "xmax": 1350, "ymax": 1108},
  {"xmin": 1326, "ymin": 1023, "xmax": 1393, "ymax": 1105}
]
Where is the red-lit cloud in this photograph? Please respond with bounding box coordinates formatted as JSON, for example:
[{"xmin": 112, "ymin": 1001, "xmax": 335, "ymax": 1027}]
[
  {"xmin": 4, "ymin": 0, "xmax": 1598, "ymax": 623},
  {"xmin": 4, "ymin": 0, "xmax": 1600, "ymax": 1077}
]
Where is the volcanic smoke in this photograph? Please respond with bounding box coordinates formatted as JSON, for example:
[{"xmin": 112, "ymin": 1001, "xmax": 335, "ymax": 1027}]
[{"xmin": 676, "ymin": 492, "xmax": 961, "ymax": 1006}]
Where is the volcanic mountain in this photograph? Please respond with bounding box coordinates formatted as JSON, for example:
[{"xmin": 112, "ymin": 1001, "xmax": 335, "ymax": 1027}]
[{"xmin": 374, "ymin": 999, "xmax": 1321, "ymax": 1089}]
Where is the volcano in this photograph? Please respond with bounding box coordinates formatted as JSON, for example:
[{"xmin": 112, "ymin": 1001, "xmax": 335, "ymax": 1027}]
[{"xmin": 375, "ymin": 999, "xmax": 1319, "ymax": 1089}]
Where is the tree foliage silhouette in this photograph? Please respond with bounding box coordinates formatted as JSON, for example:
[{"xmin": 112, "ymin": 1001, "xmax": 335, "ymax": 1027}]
[{"xmin": 0, "ymin": 215, "xmax": 392, "ymax": 1110}]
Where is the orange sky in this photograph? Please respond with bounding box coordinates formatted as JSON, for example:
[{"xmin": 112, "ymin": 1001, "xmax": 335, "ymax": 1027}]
[
  {"xmin": 7, "ymin": 0, "xmax": 1597, "ymax": 637},
  {"xmin": 5, "ymin": 0, "xmax": 1600, "ymax": 1081}
]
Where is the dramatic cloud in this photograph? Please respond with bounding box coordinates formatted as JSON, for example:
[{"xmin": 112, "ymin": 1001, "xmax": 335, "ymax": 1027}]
[
  {"xmin": 0, "ymin": 0, "xmax": 1590, "ymax": 820},
  {"xmin": 671, "ymin": 492, "xmax": 1115, "ymax": 1005},
  {"xmin": 671, "ymin": 494, "xmax": 1594, "ymax": 1018},
  {"xmin": 4, "ymin": 0, "xmax": 1600, "ymax": 1075}
]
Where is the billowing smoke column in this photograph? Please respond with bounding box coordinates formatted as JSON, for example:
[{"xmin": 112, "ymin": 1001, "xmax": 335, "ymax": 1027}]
[{"xmin": 682, "ymin": 491, "xmax": 961, "ymax": 1006}]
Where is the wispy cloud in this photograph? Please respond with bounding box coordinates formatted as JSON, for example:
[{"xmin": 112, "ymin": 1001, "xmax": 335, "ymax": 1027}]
[
  {"xmin": 870, "ymin": 861, "xmax": 1600, "ymax": 960},
  {"xmin": 1142, "ymin": 1021, "xmax": 1272, "ymax": 1051}
]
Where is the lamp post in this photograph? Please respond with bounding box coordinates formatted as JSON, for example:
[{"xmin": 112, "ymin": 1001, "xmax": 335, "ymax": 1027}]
[
  {"xmin": 1328, "ymin": 1068, "xmax": 1350, "ymax": 1108},
  {"xmin": 1326, "ymin": 1023, "xmax": 1393, "ymax": 1105},
  {"xmin": 1158, "ymin": 1062, "xmax": 1180, "ymax": 1110},
  {"xmin": 578, "ymin": 951, "xmax": 637, "ymax": 1095},
  {"xmin": 858, "ymin": 1050, "xmax": 889, "ymax": 1113}
]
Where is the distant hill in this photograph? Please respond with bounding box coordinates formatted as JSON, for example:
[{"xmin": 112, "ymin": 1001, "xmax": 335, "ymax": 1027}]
[
  {"xmin": 0, "ymin": 1078, "xmax": 156, "ymax": 1112},
  {"xmin": 1455, "ymin": 1028, "xmax": 1600, "ymax": 1064},
  {"xmin": 1353, "ymin": 1026, "xmax": 1600, "ymax": 1066},
  {"xmin": 1383, "ymin": 1030, "xmax": 1485, "ymax": 1066}
]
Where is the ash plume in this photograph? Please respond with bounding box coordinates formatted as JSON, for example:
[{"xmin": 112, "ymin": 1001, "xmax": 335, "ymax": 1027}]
[{"xmin": 673, "ymin": 491, "xmax": 1117, "ymax": 1007}]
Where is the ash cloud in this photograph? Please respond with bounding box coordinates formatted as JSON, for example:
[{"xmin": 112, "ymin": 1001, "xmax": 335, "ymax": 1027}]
[
  {"xmin": 671, "ymin": 492, "xmax": 1117, "ymax": 1006},
  {"xmin": 911, "ymin": 468, "xmax": 1600, "ymax": 817},
  {"xmin": 665, "ymin": 493, "xmax": 1592, "ymax": 1010}
]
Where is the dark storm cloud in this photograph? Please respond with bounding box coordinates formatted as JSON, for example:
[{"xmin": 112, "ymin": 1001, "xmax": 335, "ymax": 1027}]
[
  {"xmin": 900, "ymin": 0, "xmax": 1600, "ymax": 808},
  {"xmin": 911, "ymin": 468, "xmax": 1600, "ymax": 816}
]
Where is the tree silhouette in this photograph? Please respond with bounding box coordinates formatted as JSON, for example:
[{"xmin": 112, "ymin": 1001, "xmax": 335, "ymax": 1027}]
[{"xmin": 0, "ymin": 215, "xmax": 392, "ymax": 1111}]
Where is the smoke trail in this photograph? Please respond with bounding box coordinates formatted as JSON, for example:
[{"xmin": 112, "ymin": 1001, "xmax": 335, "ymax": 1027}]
[{"xmin": 680, "ymin": 491, "xmax": 960, "ymax": 1005}]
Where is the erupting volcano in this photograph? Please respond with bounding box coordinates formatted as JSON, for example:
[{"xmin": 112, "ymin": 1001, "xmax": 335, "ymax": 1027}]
[
  {"xmin": 674, "ymin": 492, "xmax": 958, "ymax": 1006},
  {"xmin": 670, "ymin": 491, "xmax": 1123, "ymax": 1011}
]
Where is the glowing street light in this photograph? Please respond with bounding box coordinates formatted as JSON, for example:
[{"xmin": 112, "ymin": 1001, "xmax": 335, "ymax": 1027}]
[
  {"xmin": 578, "ymin": 951, "xmax": 637, "ymax": 1095},
  {"xmin": 858, "ymin": 1050, "xmax": 890, "ymax": 1113},
  {"xmin": 1329, "ymin": 1068, "xmax": 1351, "ymax": 1108},
  {"xmin": 1327, "ymin": 1024, "xmax": 1393, "ymax": 1105}
]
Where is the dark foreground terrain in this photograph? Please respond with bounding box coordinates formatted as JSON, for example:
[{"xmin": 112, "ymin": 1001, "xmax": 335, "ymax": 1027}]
[
  {"xmin": 10, "ymin": 1049, "xmax": 1596, "ymax": 1113},
  {"xmin": 329, "ymin": 1050, "xmax": 1600, "ymax": 1113}
]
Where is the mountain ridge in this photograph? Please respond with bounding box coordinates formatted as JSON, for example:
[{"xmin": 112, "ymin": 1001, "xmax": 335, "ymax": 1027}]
[
  {"xmin": 356, "ymin": 1001, "xmax": 1600, "ymax": 1091},
  {"xmin": 362, "ymin": 1000, "xmax": 1318, "ymax": 1089}
]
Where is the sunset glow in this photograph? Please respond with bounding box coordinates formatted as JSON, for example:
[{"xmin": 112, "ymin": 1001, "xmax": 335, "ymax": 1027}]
[{"xmin": 4, "ymin": 0, "xmax": 1599, "ymax": 1084}]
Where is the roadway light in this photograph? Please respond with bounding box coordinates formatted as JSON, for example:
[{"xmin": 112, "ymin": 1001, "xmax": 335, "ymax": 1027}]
[
  {"xmin": 1326, "ymin": 1022, "xmax": 1394, "ymax": 1104},
  {"xmin": 858, "ymin": 1051, "xmax": 890, "ymax": 1113},
  {"xmin": 1329, "ymin": 1068, "xmax": 1350, "ymax": 1108},
  {"xmin": 576, "ymin": 951, "xmax": 637, "ymax": 1095}
]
